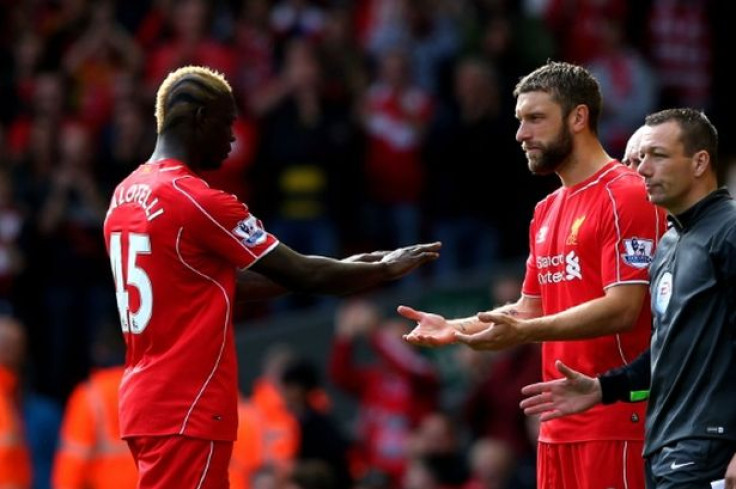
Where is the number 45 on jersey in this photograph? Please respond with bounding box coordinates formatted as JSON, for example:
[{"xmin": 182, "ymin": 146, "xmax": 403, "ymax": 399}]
[{"xmin": 109, "ymin": 232, "xmax": 152, "ymax": 334}]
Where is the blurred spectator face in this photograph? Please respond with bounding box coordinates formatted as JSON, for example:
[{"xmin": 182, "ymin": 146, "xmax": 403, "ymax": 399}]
[
  {"xmin": 111, "ymin": 71, "xmax": 138, "ymax": 103},
  {"xmin": 13, "ymin": 31, "xmax": 42, "ymax": 74},
  {"xmin": 33, "ymin": 73, "xmax": 65, "ymax": 117},
  {"xmin": 86, "ymin": 0, "xmax": 115, "ymax": 31},
  {"xmin": 455, "ymin": 347, "xmax": 495, "ymax": 381},
  {"xmin": 382, "ymin": 318, "xmax": 410, "ymax": 338},
  {"xmin": 111, "ymin": 100, "xmax": 148, "ymax": 160},
  {"xmin": 410, "ymin": 412, "xmax": 457, "ymax": 456},
  {"xmin": 239, "ymin": 0, "xmax": 270, "ymax": 28},
  {"xmin": 336, "ymin": 298, "xmax": 381, "ymax": 336},
  {"xmin": 491, "ymin": 273, "xmax": 522, "ymax": 306},
  {"xmin": 60, "ymin": 0, "xmax": 88, "ymax": 21},
  {"xmin": 403, "ymin": 459, "xmax": 439, "ymax": 489},
  {"xmin": 114, "ymin": 101, "xmax": 144, "ymax": 136},
  {"xmin": 173, "ymin": 0, "xmax": 209, "ymax": 41},
  {"xmin": 28, "ymin": 117, "xmax": 58, "ymax": 167},
  {"xmin": 286, "ymin": 460, "xmax": 336, "ymax": 489},
  {"xmin": 482, "ymin": 16, "xmax": 512, "ymax": 58},
  {"xmin": 468, "ymin": 438, "xmax": 514, "ymax": 489},
  {"xmin": 0, "ymin": 317, "xmax": 26, "ymax": 372},
  {"xmin": 323, "ymin": 7, "xmax": 351, "ymax": 46},
  {"xmin": 598, "ymin": 18, "xmax": 625, "ymax": 53},
  {"xmin": 280, "ymin": 357, "xmax": 319, "ymax": 412},
  {"xmin": 59, "ymin": 124, "xmax": 92, "ymax": 169},
  {"xmin": 251, "ymin": 466, "xmax": 281, "ymax": 489},
  {"xmin": 284, "ymin": 40, "xmax": 322, "ymax": 91},
  {"xmin": 454, "ymin": 60, "xmax": 498, "ymax": 113},
  {"xmin": 380, "ymin": 51, "xmax": 410, "ymax": 89},
  {"xmin": 261, "ymin": 343, "xmax": 295, "ymax": 382}
]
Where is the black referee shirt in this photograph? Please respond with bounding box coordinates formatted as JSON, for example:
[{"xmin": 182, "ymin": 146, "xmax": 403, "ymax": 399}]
[{"xmin": 599, "ymin": 188, "xmax": 736, "ymax": 456}]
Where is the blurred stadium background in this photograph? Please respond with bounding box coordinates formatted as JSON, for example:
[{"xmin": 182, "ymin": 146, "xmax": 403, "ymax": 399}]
[{"xmin": 1, "ymin": 1, "xmax": 735, "ymax": 488}]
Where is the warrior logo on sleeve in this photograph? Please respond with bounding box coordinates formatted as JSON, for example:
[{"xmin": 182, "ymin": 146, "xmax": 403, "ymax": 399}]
[
  {"xmin": 622, "ymin": 237, "xmax": 654, "ymax": 268},
  {"xmin": 233, "ymin": 215, "xmax": 267, "ymax": 247}
]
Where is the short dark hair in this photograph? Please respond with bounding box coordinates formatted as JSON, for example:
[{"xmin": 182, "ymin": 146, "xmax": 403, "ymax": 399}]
[
  {"xmin": 513, "ymin": 61, "xmax": 602, "ymax": 134},
  {"xmin": 155, "ymin": 66, "xmax": 232, "ymax": 134},
  {"xmin": 645, "ymin": 108, "xmax": 719, "ymax": 173}
]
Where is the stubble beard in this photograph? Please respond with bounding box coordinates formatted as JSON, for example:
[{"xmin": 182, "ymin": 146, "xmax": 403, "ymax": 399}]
[{"xmin": 527, "ymin": 126, "xmax": 573, "ymax": 176}]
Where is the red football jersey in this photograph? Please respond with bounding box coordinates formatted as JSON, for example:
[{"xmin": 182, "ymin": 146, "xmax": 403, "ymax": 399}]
[
  {"xmin": 522, "ymin": 161, "xmax": 667, "ymax": 443},
  {"xmin": 103, "ymin": 159, "xmax": 278, "ymax": 441}
]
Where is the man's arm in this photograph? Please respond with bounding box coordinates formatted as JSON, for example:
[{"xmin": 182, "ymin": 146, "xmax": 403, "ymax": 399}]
[
  {"xmin": 519, "ymin": 349, "xmax": 651, "ymax": 421},
  {"xmin": 455, "ymin": 283, "xmax": 647, "ymax": 350},
  {"xmin": 246, "ymin": 241, "xmax": 440, "ymax": 296},
  {"xmin": 236, "ymin": 249, "xmax": 406, "ymax": 301},
  {"xmin": 399, "ymin": 294, "xmax": 542, "ymax": 347}
]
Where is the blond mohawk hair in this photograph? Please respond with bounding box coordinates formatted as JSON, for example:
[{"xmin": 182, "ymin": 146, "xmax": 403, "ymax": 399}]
[{"xmin": 154, "ymin": 65, "xmax": 233, "ymax": 134}]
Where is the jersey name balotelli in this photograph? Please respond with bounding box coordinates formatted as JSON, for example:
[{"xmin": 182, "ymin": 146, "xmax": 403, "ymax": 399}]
[
  {"xmin": 522, "ymin": 161, "xmax": 666, "ymax": 443},
  {"xmin": 103, "ymin": 159, "xmax": 278, "ymax": 441}
]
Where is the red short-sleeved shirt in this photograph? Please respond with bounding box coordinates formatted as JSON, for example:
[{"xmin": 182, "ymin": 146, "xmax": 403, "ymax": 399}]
[
  {"xmin": 522, "ymin": 161, "xmax": 667, "ymax": 443},
  {"xmin": 103, "ymin": 159, "xmax": 278, "ymax": 441}
]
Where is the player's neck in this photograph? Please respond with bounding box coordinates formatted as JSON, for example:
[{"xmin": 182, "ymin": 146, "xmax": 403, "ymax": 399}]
[
  {"xmin": 558, "ymin": 138, "xmax": 612, "ymax": 188},
  {"xmin": 148, "ymin": 133, "xmax": 193, "ymax": 166}
]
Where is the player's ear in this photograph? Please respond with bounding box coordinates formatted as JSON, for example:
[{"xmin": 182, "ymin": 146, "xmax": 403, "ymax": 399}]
[
  {"xmin": 692, "ymin": 150, "xmax": 710, "ymax": 177},
  {"xmin": 193, "ymin": 105, "xmax": 207, "ymax": 129},
  {"xmin": 570, "ymin": 104, "xmax": 588, "ymax": 133}
]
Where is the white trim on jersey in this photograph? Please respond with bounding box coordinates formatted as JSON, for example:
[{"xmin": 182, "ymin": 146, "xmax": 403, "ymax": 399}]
[
  {"xmin": 622, "ymin": 441, "xmax": 631, "ymax": 489},
  {"xmin": 568, "ymin": 162, "xmax": 625, "ymax": 198},
  {"xmin": 172, "ymin": 176, "xmax": 260, "ymax": 260},
  {"xmin": 174, "ymin": 227, "xmax": 231, "ymax": 435}
]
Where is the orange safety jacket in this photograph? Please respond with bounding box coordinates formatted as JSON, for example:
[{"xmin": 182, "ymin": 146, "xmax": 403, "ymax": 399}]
[
  {"xmin": 52, "ymin": 366, "xmax": 137, "ymax": 489},
  {"xmin": 229, "ymin": 381, "xmax": 299, "ymax": 489},
  {"xmin": 0, "ymin": 366, "xmax": 31, "ymax": 488}
]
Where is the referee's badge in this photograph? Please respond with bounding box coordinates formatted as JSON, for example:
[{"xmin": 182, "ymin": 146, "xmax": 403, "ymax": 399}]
[{"xmin": 654, "ymin": 272, "xmax": 673, "ymax": 314}]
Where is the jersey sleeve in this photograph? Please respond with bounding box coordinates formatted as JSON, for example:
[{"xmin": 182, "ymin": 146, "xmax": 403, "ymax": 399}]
[
  {"xmin": 599, "ymin": 177, "xmax": 663, "ymax": 288},
  {"xmin": 176, "ymin": 179, "xmax": 279, "ymax": 270}
]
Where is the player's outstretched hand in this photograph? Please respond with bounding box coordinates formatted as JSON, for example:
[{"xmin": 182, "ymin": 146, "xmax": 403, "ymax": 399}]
[
  {"xmin": 379, "ymin": 242, "xmax": 441, "ymax": 279},
  {"xmin": 519, "ymin": 360, "xmax": 602, "ymax": 421},
  {"xmin": 397, "ymin": 305, "xmax": 456, "ymax": 347},
  {"xmin": 454, "ymin": 311, "xmax": 524, "ymax": 351}
]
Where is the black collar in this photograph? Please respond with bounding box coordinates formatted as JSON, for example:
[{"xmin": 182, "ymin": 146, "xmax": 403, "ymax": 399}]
[{"xmin": 667, "ymin": 188, "xmax": 732, "ymax": 231}]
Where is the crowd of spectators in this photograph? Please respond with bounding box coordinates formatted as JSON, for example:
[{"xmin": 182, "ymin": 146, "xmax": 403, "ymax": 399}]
[{"xmin": 1, "ymin": 0, "xmax": 736, "ymax": 487}]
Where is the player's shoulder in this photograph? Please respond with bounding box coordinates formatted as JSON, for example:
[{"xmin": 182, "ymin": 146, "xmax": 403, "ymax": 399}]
[
  {"xmin": 172, "ymin": 174, "xmax": 250, "ymax": 217},
  {"xmin": 533, "ymin": 186, "xmax": 565, "ymax": 215},
  {"xmin": 601, "ymin": 162, "xmax": 645, "ymax": 188},
  {"xmin": 601, "ymin": 163, "xmax": 649, "ymax": 200}
]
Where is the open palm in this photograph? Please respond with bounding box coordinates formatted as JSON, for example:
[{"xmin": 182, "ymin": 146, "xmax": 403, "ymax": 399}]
[{"xmin": 397, "ymin": 305, "xmax": 456, "ymax": 346}]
